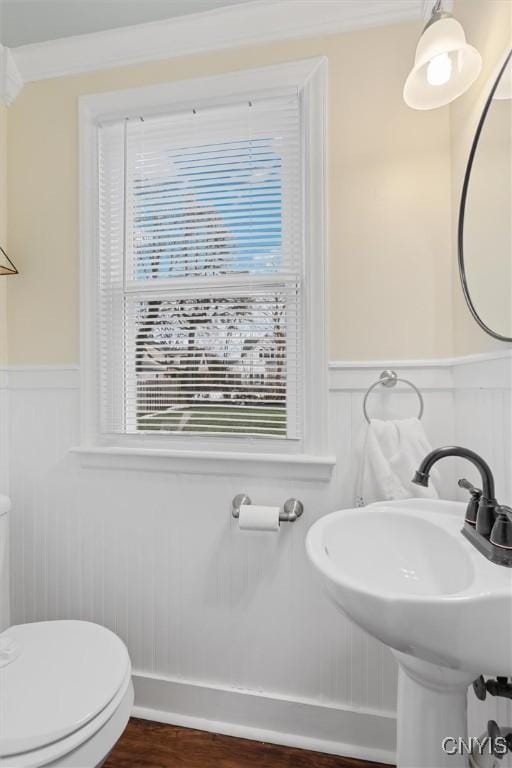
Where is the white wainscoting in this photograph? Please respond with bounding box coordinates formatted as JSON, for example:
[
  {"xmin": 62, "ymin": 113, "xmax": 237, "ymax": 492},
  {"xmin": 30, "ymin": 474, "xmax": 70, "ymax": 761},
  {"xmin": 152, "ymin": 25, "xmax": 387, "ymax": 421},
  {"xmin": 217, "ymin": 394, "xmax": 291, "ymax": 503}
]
[
  {"xmin": 0, "ymin": 355, "xmax": 509, "ymax": 761},
  {"xmin": 452, "ymin": 352, "xmax": 512, "ymax": 502},
  {"xmin": 0, "ymin": 370, "xmax": 9, "ymax": 631},
  {"xmin": 329, "ymin": 359, "xmax": 456, "ymax": 508},
  {"xmin": 450, "ymin": 351, "xmax": 512, "ymax": 758},
  {"xmin": 0, "ymin": 369, "xmax": 9, "ymax": 494}
]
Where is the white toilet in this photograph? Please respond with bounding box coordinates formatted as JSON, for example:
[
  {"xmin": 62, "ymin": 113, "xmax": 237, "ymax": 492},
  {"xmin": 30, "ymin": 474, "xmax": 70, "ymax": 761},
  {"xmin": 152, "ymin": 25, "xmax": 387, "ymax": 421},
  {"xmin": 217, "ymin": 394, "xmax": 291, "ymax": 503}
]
[{"xmin": 0, "ymin": 495, "xmax": 134, "ymax": 767}]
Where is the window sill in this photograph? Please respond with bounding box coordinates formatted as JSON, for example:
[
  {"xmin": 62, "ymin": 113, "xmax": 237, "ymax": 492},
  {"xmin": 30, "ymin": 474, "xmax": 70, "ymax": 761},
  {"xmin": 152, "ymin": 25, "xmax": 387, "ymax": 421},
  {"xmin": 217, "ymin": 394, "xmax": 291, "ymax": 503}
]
[{"xmin": 70, "ymin": 446, "xmax": 335, "ymax": 481}]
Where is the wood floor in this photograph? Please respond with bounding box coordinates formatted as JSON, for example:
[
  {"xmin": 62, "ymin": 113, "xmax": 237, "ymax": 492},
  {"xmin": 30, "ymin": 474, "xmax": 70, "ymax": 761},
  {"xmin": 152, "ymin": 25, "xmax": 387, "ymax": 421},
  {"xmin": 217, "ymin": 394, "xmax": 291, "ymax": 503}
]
[{"xmin": 104, "ymin": 718, "xmax": 393, "ymax": 768}]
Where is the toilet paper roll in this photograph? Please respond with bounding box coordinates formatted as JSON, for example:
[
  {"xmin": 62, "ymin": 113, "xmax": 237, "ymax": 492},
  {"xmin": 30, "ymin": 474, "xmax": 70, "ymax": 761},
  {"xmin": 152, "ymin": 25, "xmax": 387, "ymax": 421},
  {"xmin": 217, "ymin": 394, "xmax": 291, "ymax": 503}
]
[{"xmin": 238, "ymin": 503, "xmax": 280, "ymax": 532}]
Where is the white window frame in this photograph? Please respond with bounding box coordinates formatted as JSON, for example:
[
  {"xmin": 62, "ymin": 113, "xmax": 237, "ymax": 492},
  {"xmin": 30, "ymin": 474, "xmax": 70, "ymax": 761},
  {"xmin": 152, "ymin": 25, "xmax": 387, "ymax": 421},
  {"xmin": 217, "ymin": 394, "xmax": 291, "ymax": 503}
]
[{"xmin": 78, "ymin": 58, "xmax": 333, "ymax": 477}]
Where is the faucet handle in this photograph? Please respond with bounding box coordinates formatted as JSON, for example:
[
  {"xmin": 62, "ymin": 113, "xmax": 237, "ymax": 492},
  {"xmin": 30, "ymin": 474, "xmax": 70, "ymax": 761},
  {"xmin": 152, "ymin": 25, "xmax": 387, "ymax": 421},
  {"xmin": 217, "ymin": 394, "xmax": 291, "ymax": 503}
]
[
  {"xmin": 473, "ymin": 675, "xmax": 487, "ymax": 701},
  {"xmin": 458, "ymin": 478, "xmax": 482, "ymax": 498},
  {"xmin": 487, "ymin": 720, "xmax": 512, "ymax": 758},
  {"xmin": 490, "ymin": 506, "xmax": 512, "ymax": 550},
  {"xmin": 458, "ymin": 478, "xmax": 482, "ymax": 526}
]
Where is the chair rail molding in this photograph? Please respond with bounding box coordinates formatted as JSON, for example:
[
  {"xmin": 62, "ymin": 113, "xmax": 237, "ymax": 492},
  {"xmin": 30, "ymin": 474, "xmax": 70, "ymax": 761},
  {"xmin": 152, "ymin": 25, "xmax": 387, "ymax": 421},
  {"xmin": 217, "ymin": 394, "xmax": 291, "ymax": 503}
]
[
  {"xmin": 11, "ymin": 0, "xmax": 434, "ymax": 85},
  {"xmin": 2, "ymin": 352, "xmax": 509, "ymax": 392}
]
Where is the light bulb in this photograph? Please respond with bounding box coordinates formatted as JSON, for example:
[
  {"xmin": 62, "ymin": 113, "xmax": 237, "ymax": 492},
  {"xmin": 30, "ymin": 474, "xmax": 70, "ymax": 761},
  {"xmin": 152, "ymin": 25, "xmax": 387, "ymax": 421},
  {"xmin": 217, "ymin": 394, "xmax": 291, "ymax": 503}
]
[
  {"xmin": 404, "ymin": 14, "xmax": 482, "ymax": 109},
  {"xmin": 426, "ymin": 52, "xmax": 453, "ymax": 86}
]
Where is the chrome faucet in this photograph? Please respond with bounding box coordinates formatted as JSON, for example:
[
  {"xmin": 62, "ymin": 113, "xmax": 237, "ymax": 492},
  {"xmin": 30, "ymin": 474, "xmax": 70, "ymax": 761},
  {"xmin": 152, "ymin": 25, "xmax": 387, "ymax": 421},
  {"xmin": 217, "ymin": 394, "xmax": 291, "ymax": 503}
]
[{"xmin": 413, "ymin": 446, "xmax": 512, "ymax": 567}]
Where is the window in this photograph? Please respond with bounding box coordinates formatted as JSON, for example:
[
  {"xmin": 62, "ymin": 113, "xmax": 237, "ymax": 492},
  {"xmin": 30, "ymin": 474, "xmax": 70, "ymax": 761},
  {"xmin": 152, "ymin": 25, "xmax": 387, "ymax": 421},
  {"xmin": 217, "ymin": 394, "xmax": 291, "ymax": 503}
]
[{"xmin": 81, "ymin": 59, "xmax": 328, "ymax": 460}]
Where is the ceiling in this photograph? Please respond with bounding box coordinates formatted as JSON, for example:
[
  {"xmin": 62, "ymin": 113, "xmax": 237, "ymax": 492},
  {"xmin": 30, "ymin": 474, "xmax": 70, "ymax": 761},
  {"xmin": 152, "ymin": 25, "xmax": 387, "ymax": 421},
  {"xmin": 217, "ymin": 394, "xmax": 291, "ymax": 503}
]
[{"xmin": 0, "ymin": 0, "xmax": 254, "ymax": 48}]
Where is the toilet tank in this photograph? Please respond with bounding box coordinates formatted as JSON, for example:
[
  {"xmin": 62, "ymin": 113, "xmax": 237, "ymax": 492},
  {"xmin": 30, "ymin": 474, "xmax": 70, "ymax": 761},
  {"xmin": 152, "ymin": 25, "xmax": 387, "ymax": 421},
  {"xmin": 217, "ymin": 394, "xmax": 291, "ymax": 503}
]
[{"xmin": 0, "ymin": 495, "xmax": 10, "ymax": 631}]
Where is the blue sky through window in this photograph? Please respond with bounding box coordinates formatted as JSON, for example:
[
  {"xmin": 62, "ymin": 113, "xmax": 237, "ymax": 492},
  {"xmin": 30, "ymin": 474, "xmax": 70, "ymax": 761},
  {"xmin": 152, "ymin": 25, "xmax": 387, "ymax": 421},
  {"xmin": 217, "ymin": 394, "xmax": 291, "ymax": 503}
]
[{"xmin": 133, "ymin": 137, "xmax": 283, "ymax": 279}]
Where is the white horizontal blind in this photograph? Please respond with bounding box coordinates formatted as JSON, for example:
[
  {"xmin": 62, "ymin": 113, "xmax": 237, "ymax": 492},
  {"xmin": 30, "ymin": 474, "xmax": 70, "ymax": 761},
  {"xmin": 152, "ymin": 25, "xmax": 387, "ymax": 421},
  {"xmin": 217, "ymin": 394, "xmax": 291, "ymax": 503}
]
[{"xmin": 98, "ymin": 95, "xmax": 304, "ymax": 439}]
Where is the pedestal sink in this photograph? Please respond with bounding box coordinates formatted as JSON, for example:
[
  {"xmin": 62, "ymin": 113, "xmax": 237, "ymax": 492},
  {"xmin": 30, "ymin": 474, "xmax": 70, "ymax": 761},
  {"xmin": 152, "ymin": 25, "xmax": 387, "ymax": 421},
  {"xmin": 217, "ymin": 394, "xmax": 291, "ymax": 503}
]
[{"xmin": 306, "ymin": 499, "xmax": 512, "ymax": 768}]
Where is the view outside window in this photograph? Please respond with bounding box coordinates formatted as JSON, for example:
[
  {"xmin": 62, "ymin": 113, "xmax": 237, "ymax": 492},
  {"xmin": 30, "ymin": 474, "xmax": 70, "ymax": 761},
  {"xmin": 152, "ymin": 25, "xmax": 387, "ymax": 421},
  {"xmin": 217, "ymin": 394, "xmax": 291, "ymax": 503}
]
[
  {"xmin": 99, "ymin": 96, "xmax": 302, "ymax": 439},
  {"xmin": 132, "ymin": 137, "xmax": 287, "ymax": 436}
]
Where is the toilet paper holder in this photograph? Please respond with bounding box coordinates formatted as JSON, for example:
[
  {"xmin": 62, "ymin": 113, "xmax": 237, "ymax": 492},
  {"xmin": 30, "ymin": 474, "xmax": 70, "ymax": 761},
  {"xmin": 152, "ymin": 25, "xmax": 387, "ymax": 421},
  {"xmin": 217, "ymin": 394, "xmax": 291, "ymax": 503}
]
[{"xmin": 231, "ymin": 494, "xmax": 304, "ymax": 522}]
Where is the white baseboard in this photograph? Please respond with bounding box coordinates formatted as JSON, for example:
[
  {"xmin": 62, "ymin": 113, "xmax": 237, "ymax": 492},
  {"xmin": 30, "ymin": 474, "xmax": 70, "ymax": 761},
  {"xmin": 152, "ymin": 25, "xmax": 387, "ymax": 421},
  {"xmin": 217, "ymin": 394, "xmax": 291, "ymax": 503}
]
[{"xmin": 131, "ymin": 672, "xmax": 396, "ymax": 764}]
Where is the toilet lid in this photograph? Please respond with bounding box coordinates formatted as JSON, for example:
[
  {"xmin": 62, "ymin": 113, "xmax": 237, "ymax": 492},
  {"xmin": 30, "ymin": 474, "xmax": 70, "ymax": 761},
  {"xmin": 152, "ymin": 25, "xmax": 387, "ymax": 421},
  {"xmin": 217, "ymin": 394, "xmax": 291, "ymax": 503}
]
[{"xmin": 0, "ymin": 620, "xmax": 131, "ymax": 757}]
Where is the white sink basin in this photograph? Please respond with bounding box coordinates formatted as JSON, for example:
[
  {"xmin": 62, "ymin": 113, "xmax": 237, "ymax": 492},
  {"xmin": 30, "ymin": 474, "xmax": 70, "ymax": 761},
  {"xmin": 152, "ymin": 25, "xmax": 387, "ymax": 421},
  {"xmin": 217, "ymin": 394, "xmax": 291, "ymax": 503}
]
[
  {"xmin": 306, "ymin": 498, "xmax": 511, "ymax": 675},
  {"xmin": 306, "ymin": 499, "xmax": 512, "ymax": 768}
]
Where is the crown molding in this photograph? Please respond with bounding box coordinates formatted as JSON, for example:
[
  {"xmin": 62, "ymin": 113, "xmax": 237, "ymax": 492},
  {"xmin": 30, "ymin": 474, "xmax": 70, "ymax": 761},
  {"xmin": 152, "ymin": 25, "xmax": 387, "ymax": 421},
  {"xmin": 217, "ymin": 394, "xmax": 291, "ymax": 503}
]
[
  {"xmin": 0, "ymin": 44, "xmax": 23, "ymax": 106},
  {"xmin": 9, "ymin": 0, "xmax": 428, "ymax": 85}
]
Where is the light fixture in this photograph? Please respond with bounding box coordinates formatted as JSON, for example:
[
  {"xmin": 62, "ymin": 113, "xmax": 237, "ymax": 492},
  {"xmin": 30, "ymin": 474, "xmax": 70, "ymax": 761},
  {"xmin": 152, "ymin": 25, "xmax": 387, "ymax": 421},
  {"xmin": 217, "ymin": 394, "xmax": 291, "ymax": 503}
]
[
  {"xmin": 404, "ymin": 0, "xmax": 482, "ymax": 110},
  {"xmin": 0, "ymin": 247, "xmax": 18, "ymax": 276}
]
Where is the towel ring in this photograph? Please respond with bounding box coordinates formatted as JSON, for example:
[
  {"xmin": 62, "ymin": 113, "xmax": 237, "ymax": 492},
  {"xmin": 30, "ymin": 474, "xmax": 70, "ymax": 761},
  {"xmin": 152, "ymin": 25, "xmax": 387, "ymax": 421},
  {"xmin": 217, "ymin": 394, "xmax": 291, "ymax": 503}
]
[{"xmin": 363, "ymin": 370, "xmax": 424, "ymax": 424}]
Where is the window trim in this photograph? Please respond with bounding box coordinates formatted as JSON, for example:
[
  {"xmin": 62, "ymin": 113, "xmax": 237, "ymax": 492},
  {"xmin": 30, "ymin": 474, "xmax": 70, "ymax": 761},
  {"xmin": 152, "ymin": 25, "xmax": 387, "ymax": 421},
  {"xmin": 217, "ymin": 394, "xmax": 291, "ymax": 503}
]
[{"xmin": 79, "ymin": 57, "xmax": 330, "ymax": 468}]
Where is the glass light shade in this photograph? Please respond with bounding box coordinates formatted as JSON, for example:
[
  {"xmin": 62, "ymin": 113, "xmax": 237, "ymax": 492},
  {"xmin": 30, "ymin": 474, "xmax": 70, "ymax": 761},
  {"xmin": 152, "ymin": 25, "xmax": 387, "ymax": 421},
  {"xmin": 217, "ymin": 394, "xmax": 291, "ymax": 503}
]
[{"xmin": 404, "ymin": 16, "xmax": 482, "ymax": 110}]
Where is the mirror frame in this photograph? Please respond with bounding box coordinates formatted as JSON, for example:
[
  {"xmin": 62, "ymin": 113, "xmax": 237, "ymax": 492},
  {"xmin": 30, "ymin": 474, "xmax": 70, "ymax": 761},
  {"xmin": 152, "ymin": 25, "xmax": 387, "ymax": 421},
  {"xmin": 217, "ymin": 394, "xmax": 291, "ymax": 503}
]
[{"xmin": 458, "ymin": 47, "xmax": 512, "ymax": 342}]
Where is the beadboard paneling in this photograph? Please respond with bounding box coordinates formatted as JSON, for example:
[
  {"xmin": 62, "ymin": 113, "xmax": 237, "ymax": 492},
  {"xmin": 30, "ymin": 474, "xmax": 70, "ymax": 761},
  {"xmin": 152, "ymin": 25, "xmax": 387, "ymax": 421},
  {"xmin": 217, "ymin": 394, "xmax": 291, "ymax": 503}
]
[
  {"xmin": 453, "ymin": 352, "xmax": 512, "ymax": 501},
  {"xmin": 5, "ymin": 367, "xmax": 412, "ymax": 705},
  {"xmin": 0, "ymin": 371, "xmax": 9, "ymax": 493},
  {"xmin": 452, "ymin": 352, "xmax": 512, "ymax": 760},
  {"xmin": 2, "ymin": 357, "xmax": 509, "ymax": 758}
]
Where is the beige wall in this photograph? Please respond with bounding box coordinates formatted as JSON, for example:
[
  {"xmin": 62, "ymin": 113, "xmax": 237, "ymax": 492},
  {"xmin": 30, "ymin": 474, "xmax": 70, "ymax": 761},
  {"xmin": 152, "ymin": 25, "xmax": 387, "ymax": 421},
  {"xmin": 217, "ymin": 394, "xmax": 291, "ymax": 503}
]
[
  {"xmin": 6, "ymin": 21, "xmax": 453, "ymax": 364},
  {"xmin": 0, "ymin": 101, "xmax": 7, "ymax": 364},
  {"xmin": 450, "ymin": 0, "xmax": 512, "ymax": 354},
  {"xmin": 463, "ymin": 93, "xmax": 511, "ymax": 337}
]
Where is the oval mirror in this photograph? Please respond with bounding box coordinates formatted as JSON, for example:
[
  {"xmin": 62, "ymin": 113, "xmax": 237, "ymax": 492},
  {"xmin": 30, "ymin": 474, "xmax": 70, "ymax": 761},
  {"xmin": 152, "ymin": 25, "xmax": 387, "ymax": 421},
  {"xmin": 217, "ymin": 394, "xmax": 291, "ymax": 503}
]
[{"xmin": 459, "ymin": 49, "xmax": 512, "ymax": 341}]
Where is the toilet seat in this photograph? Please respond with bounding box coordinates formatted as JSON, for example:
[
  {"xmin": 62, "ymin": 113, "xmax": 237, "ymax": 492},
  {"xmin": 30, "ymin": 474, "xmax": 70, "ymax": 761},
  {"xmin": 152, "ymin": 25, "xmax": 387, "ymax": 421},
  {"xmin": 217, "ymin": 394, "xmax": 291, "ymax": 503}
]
[
  {"xmin": 3, "ymin": 669, "xmax": 133, "ymax": 768},
  {"xmin": 0, "ymin": 621, "xmax": 132, "ymax": 767}
]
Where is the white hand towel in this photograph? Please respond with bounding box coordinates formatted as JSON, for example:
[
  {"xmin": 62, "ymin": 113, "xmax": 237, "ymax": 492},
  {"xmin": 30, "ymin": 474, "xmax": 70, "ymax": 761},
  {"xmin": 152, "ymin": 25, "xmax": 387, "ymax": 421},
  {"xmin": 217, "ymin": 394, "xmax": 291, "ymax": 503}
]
[{"xmin": 355, "ymin": 417, "xmax": 439, "ymax": 507}]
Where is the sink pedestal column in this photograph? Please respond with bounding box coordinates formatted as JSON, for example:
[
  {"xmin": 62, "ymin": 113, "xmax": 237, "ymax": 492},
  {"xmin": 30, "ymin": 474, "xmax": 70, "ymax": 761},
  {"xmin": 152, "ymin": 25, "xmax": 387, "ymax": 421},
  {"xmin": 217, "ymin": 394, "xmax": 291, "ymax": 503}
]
[{"xmin": 394, "ymin": 652, "xmax": 476, "ymax": 768}]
